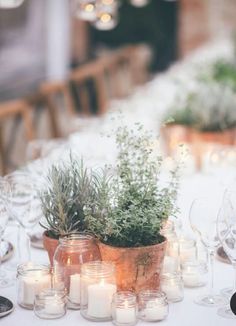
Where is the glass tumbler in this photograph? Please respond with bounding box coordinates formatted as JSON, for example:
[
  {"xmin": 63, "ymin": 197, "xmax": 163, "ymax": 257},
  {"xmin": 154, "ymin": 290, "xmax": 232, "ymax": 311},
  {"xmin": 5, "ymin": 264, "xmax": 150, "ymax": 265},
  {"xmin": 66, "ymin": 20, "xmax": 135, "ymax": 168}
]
[
  {"xmin": 17, "ymin": 263, "xmax": 51, "ymax": 309},
  {"xmin": 138, "ymin": 290, "xmax": 169, "ymax": 322},
  {"xmin": 53, "ymin": 233, "xmax": 101, "ymax": 310},
  {"xmin": 80, "ymin": 261, "xmax": 117, "ymax": 321},
  {"xmin": 112, "ymin": 291, "xmax": 138, "ymax": 326}
]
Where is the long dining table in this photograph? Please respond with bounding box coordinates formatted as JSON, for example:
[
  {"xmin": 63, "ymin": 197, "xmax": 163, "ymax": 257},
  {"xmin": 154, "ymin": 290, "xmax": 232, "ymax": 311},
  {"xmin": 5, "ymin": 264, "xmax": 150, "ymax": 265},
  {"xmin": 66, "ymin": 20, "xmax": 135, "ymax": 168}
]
[{"xmin": 2, "ymin": 37, "xmax": 236, "ymax": 326}]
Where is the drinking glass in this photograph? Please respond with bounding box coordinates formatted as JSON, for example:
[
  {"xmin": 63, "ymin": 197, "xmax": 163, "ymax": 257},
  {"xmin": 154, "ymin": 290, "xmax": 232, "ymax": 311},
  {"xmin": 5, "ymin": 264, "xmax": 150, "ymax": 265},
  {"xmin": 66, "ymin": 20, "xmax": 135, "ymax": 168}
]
[
  {"xmin": 217, "ymin": 193, "xmax": 236, "ymax": 318},
  {"xmin": 189, "ymin": 196, "xmax": 225, "ymax": 307},
  {"xmin": 6, "ymin": 172, "xmax": 40, "ymax": 262}
]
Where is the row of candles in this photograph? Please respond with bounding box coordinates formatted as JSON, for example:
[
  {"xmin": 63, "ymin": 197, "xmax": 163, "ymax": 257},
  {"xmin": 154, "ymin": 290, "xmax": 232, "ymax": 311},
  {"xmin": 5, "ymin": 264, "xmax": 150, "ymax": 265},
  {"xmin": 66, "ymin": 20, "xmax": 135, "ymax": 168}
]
[
  {"xmin": 17, "ymin": 261, "xmax": 168, "ymax": 323},
  {"xmin": 16, "ymin": 222, "xmax": 208, "ymax": 324}
]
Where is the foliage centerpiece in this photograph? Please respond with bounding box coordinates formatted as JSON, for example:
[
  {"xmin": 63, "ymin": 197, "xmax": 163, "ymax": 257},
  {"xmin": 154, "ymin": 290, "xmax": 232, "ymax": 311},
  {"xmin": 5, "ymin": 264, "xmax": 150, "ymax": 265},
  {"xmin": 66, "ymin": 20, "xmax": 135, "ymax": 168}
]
[
  {"xmin": 40, "ymin": 157, "xmax": 106, "ymax": 264},
  {"xmin": 87, "ymin": 125, "xmax": 179, "ymax": 291}
]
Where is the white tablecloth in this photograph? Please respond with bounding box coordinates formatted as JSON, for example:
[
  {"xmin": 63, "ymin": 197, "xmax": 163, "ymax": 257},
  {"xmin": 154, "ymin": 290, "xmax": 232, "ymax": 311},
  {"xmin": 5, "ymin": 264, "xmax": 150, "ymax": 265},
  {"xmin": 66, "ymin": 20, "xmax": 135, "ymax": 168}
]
[{"xmin": 2, "ymin": 38, "xmax": 236, "ymax": 325}]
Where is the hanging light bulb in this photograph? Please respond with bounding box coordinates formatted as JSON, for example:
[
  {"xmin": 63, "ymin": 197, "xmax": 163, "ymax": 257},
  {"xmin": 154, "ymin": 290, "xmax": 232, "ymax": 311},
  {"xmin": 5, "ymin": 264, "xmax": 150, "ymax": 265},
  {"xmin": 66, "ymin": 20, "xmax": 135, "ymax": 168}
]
[
  {"xmin": 75, "ymin": 0, "xmax": 97, "ymax": 22},
  {"xmin": 93, "ymin": 0, "xmax": 118, "ymax": 31},
  {"xmin": 0, "ymin": 0, "xmax": 25, "ymax": 8},
  {"xmin": 129, "ymin": 0, "xmax": 150, "ymax": 8}
]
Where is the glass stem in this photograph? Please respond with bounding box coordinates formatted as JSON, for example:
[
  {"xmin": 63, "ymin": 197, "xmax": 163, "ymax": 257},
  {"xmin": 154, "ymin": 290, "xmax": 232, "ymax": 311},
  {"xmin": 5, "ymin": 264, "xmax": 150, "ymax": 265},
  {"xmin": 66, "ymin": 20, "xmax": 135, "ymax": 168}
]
[
  {"xmin": 208, "ymin": 249, "xmax": 215, "ymax": 297},
  {"xmin": 17, "ymin": 223, "xmax": 22, "ymax": 261},
  {"xmin": 232, "ymin": 263, "xmax": 236, "ymax": 292}
]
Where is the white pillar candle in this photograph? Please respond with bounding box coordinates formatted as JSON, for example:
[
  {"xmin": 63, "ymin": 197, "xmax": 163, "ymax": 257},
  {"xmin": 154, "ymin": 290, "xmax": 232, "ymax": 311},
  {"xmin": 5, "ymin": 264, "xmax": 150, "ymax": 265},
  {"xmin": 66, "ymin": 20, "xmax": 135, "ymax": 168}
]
[
  {"xmin": 23, "ymin": 274, "xmax": 51, "ymax": 306},
  {"xmin": 44, "ymin": 297, "xmax": 65, "ymax": 315},
  {"xmin": 161, "ymin": 283, "xmax": 182, "ymax": 302},
  {"xmin": 116, "ymin": 304, "xmax": 136, "ymax": 323},
  {"xmin": 144, "ymin": 305, "xmax": 168, "ymax": 321},
  {"xmin": 69, "ymin": 274, "xmax": 81, "ymax": 304},
  {"xmin": 87, "ymin": 281, "xmax": 117, "ymax": 318},
  {"xmin": 182, "ymin": 272, "xmax": 200, "ymax": 287}
]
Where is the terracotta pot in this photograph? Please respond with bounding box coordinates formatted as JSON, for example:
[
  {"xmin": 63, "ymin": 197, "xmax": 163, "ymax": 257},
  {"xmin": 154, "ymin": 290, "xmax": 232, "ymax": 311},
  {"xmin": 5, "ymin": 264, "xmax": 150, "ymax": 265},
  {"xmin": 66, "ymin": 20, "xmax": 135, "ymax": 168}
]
[
  {"xmin": 98, "ymin": 239, "xmax": 167, "ymax": 292},
  {"xmin": 191, "ymin": 129, "xmax": 235, "ymax": 170},
  {"xmin": 43, "ymin": 231, "xmax": 59, "ymax": 266},
  {"xmin": 161, "ymin": 124, "xmax": 192, "ymax": 156},
  {"xmin": 191, "ymin": 129, "xmax": 235, "ymax": 145}
]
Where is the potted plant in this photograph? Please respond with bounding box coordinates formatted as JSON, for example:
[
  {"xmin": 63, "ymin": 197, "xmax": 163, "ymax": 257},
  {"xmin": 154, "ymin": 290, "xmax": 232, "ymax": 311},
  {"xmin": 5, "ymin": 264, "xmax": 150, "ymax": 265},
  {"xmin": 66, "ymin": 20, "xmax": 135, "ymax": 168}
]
[
  {"xmin": 40, "ymin": 157, "xmax": 107, "ymax": 265},
  {"xmin": 86, "ymin": 125, "xmax": 180, "ymax": 292},
  {"xmin": 163, "ymin": 82, "xmax": 236, "ymax": 167}
]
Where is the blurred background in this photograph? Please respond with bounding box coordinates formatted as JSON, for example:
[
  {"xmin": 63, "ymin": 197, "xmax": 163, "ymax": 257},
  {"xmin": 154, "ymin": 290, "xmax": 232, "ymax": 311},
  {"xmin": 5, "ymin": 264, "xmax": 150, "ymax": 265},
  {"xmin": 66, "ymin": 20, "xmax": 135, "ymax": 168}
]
[{"xmin": 0, "ymin": 0, "xmax": 236, "ymax": 174}]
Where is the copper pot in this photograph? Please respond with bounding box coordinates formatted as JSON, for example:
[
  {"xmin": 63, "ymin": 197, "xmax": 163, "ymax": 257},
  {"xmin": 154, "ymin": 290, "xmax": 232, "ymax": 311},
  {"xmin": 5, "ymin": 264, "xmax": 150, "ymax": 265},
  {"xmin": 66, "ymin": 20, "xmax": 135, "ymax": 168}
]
[
  {"xmin": 42, "ymin": 231, "xmax": 59, "ymax": 266},
  {"xmin": 98, "ymin": 239, "xmax": 167, "ymax": 293},
  {"xmin": 161, "ymin": 124, "xmax": 192, "ymax": 156}
]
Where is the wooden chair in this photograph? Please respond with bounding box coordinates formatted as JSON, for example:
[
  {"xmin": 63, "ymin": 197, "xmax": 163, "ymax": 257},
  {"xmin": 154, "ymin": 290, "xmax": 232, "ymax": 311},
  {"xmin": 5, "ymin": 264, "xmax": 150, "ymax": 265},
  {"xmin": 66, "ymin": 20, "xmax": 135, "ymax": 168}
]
[
  {"xmin": 69, "ymin": 59, "xmax": 108, "ymax": 115},
  {"xmin": 39, "ymin": 81, "xmax": 76, "ymax": 138},
  {"xmin": 0, "ymin": 99, "xmax": 35, "ymax": 175}
]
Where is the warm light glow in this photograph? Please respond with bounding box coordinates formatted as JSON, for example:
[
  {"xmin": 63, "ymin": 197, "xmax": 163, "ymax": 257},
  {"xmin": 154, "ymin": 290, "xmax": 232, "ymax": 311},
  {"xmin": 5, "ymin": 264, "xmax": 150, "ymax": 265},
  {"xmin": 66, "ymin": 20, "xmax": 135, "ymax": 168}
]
[
  {"xmin": 100, "ymin": 13, "xmax": 112, "ymax": 23},
  {"xmin": 85, "ymin": 3, "xmax": 94, "ymax": 12},
  {"xmin": 102, "ymin": 0, "xmax": 115, "ymax": 5}
]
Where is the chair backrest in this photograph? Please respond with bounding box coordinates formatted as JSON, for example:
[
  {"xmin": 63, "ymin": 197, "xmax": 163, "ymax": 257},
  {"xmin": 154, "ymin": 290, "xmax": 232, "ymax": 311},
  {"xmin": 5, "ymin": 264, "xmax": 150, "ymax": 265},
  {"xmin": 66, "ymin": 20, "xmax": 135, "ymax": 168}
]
[
  {"xmin": 69, "ymin": 59, "xmax": 108, "ymax": 115},
  {"xmin": 39, "ymin": 81, "xmax": 76, "ymax": 137},
  {"xmin": 0, "ymin": 99, "xmax": 35, "ymax": 175}
]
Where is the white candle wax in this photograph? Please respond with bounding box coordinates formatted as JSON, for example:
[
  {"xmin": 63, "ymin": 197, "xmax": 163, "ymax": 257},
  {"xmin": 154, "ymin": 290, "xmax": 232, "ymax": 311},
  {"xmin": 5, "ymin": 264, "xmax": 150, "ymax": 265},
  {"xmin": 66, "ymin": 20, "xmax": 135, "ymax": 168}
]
[
  {"xmin": 69, "ymin": 274, "xmax": 81, "ymax": 304},
  {"xmin": 116, "ymin": 305, "xmax": 136, "ymax": 323},
  {"xmin": 87, "ymin": 282, "xmax": 117, "ymax": 318},
  {"xmin": 144, "ymin": 305, "xmax": 168, "ymax": 321},
  {"xmin": 23, "ymin": 274, "xmax": 50, "ymax": 306},
  {"xmin": 182, "ymin": 272, "xmax": 200, "ymax": 287},
  {"xmin": 161, "ymin": 284, "xmax": 182, "ymax": 302},
  {"xmin": 44, "ymin": 297, "xmax": 65, "ymax": 315}
]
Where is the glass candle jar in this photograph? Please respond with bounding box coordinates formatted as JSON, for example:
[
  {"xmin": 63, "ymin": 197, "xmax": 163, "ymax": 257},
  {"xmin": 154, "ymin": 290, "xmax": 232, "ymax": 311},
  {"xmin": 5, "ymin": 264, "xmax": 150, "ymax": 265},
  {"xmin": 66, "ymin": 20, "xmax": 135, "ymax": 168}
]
[
  {"xmin": 93, "ymin": 1, "xmax": 118, "ymax": 31},
  {"xmin": 161, "ymin": 272, "xmax": 184, "ymax": 303},
  {"xmin": 179, "ymin": 238, "xmax": 197, "ymax": 264},
  {"xmin": 162, "ymin": 255, "xmax": 179, "ymax": 274},
  {"xmin": 80, "ymin": 261, "xmax": 117, "ymax": 321},
  {"xmin": 34, "ymin": 288, "xmax": 67, "ymax": 319},
  {"xmin": 17, "ymin": 263, "xmax": 51, "ymax": 309},
  {"xmin": 112, "ymin": 291, "xmax": 137, "ymax": 326},
  {"xmin": 138, "ymin": 290, "xmax": 168, "ymax": 322},
  {"xmin": 53, "ymin": 233, "xmax": 101, "ymax": 310},
  {"xmin": 181, "ymin": 261, "xmax": 208, "ymax": 288}
]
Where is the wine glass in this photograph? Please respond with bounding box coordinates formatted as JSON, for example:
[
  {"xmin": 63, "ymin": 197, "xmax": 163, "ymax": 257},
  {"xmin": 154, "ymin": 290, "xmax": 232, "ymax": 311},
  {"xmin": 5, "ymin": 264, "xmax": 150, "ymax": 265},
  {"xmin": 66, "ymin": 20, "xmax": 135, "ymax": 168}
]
[
  {"xmin": 0, "ymin": 181, "xmax": 13, "ymax": 287},
  {"xmin": 217, "ymin": 193, "xmax": 236, "ymax": 318},
  {"xmin": 189, "ymin": 196, "xmax": 225, "ymax": 307},
  {"xmin": 5, "ymin": 172, "xmax": 40, "ymax": 262}
]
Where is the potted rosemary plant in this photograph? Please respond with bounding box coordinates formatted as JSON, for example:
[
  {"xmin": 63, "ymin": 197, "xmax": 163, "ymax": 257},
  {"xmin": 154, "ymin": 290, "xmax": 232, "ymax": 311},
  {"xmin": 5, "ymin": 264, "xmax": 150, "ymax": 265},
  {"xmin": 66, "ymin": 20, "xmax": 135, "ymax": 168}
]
[
  {"xmin": 40, "ymin": 157, "xmax": 107, "ymax": 264},
  {"xmin": 86, "ymin": 125, "xmax": 179, "ymax": 292}
]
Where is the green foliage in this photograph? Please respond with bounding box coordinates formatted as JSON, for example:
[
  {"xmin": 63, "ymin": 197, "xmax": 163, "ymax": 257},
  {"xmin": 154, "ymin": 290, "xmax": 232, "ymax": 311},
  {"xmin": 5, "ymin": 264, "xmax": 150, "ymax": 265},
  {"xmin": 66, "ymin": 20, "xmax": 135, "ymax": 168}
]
[
  {"xmin": 86, "ymin": 125, "xmax": 179, "ymax": 248},
  {"xmin": 164, "ymin": 81, "xmax": 236, "ymax": 132},
  {"xmin": 40, "ymin": 157, "xmax": 110, "ymax": 239},
  {"xmin": 211, "ymin": 60, "xmax": 236, "ymax": 91}
]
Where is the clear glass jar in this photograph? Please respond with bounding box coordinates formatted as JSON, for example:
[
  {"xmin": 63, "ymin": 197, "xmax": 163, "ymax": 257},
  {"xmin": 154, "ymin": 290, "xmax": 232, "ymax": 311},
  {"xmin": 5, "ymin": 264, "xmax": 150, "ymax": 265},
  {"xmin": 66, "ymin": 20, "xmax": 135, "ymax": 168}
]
[
  {"xmin": 75, "ymin": 0, "xmax": 97, "ymax": 21},
  {"xmin": 162, "ymin": 255, "xmax": 179, "ymax": 274},
  {"xmin": 161, "ymin": 272, "xmax": 184, "ymax": 303},
  {"xmin": 138, "ymin": 290, "xmax": 169, "ymax": 322},
  {"xmin": 53, "ymin": 233, "xmax": 101, "ymax": 310},
  {"xmin": 17, "ymin": 263, "xmax": 51, "ymax": 309},
  {"xmin": 179, "ymin": 237, "xmax": 197, "ymax": 264},
  {"xmin": 112, "ymin": 291, "xmax": 138, "ymax": 326},
  {"xmin": 80, "ymin": 261, "xmax": 117, "ymax": 321},
  {"xmin": 181, "ymin": 261, "xmax": 208, "ymax": 288},
  {"xmin": 34, "ymin": 288, "xmax": 67, "ymax": 319}
]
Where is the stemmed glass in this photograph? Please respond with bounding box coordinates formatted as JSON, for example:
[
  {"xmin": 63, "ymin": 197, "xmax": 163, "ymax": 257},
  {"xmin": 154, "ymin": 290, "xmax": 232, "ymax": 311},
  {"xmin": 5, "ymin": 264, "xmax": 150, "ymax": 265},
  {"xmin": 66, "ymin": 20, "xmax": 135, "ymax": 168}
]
[
  {"xmin": 0, "ymin": 180, "xmax": 13, "ymax": 287},
  {"xmin": 5, "ymin": 172, "xmax": 39, "ymax": 262},
  {"xmin": 217, "ymin": 193, "xmax": 236, "ymax": 318},
  {"xmin": 189, "ymin": 196, "xmax": 225, "ymax": 307}
]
